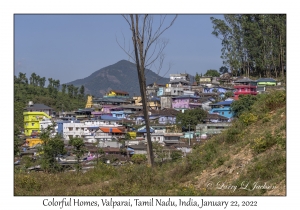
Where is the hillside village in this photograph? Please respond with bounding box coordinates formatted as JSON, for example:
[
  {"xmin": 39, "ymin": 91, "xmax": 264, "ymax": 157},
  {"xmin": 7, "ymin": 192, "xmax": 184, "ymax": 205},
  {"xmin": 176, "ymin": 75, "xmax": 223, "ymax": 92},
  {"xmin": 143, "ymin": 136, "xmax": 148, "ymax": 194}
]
[{"xmin": 16, "ymin": 72, "xmax": 283, "ymax": 170}]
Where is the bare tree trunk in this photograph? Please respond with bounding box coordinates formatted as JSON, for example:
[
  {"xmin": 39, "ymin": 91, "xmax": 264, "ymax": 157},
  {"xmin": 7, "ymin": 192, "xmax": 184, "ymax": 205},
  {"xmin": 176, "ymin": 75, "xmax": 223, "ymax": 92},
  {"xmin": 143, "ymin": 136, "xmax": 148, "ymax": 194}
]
[
  {"xmin": 120, "ymin": 14, "xmax": 177, "ymax": 167},
  {"xmin": 129, "ymin": 15, "xmax": 154, "ymax": 166}
]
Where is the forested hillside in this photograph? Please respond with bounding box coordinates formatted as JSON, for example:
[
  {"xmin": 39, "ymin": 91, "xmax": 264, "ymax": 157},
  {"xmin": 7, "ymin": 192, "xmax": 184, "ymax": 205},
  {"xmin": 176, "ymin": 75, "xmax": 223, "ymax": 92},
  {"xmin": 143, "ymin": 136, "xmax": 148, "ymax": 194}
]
[
  {"xmin": 14, "ymin": 72, "xmax": 86, "ymax": 130},
  {"xmin": 211, "ymin": 14, "xmax": 286, "ymax": 78}
]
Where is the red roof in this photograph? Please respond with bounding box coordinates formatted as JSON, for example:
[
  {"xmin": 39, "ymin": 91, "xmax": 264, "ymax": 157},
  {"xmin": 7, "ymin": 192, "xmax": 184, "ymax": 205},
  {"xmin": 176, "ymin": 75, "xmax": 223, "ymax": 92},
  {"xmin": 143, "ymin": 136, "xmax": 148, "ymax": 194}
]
[{"xmin": 100, "ymin": 127, "xmax": 125, "ymax": 133}]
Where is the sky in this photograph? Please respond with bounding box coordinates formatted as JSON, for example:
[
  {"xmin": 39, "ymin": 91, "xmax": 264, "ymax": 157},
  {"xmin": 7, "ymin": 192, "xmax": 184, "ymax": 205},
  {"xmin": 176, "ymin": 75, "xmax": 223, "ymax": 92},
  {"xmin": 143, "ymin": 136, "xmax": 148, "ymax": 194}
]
[{"xmin": 14, "ymin": 14, "xmax": 225, "ymax": 84}]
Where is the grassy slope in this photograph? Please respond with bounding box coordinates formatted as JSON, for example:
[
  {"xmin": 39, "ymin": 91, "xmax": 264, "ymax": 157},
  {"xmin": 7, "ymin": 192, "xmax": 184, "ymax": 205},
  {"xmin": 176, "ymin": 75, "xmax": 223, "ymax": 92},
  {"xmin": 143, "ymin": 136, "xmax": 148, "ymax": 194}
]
[{"xmin": 14, "ymin": 90, "xmax": 286, "ymax": 196}]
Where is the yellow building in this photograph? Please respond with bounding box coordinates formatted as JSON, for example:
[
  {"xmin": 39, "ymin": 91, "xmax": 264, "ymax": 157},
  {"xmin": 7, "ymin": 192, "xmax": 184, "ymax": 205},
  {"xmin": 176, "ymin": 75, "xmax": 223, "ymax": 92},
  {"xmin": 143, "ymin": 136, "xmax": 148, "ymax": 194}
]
[
  {"xmin": 105, "ymin": 90, "xmax": 129, "ymax": 97},
  {"xmin": 25, "ymin": 138, "xmax": 43, "ymax": 148},
  {"xmin": 23, "ymin": 102, "xmax": 53, "ymax": 136},
  {"xmin": 85, "ymin": 95, "xmax": 93, "ymax": 108},
  {"xmin": 127, "ymin": 132, "xmax": 136, "ymax": 139},
  {"xmin": 23, "ymin": 112, "xmax": 52, "ymax": 136},
  {"xmin": 134, "ymin": 96, "xmax": 161, "ymax": 110}
]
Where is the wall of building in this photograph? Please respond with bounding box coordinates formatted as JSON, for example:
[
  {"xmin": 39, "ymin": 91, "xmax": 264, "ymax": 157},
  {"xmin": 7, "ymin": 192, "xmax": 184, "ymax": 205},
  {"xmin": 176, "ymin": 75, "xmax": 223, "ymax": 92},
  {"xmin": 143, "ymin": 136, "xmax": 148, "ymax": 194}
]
[
  {"xmin": 23, "ymin": 112, "xmax": 52, "ymax": 136},
  {"xmin": 209, "ymin": 107, "xmax": 233, "ymax": 119}
]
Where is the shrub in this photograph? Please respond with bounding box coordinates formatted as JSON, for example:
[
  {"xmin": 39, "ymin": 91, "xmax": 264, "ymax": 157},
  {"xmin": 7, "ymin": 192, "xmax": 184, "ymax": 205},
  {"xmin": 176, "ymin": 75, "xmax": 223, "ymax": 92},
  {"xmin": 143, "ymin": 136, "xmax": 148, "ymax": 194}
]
[
  {"xmin": 171, "ymin": 150, "xmax": 182, "ymax": 161},
  {"xmin": 252, "ymin": 132, "xmax": 284, "ymax": 154},
  {"xmin": 265, "ymin": 90, "xmax": 286, "ymax": 111},
  {"xmin": 239, "ymin": 112, "xmax": 258, "ymax": 126},
  {"xmin": 131, "ymin": 154, "xmax": 147, "ymax": 164}
]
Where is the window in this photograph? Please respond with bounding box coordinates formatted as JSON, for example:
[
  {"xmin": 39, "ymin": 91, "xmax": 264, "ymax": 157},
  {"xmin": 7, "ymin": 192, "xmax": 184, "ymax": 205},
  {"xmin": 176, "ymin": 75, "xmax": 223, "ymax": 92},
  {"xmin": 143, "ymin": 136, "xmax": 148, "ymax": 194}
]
[
  {"xmin": 222, "ymin": 112, "xmax": 224, "ymax": 115},
  {"xmin": 31, "ymin": 123, "xmax": 34, "ymax": 126}
]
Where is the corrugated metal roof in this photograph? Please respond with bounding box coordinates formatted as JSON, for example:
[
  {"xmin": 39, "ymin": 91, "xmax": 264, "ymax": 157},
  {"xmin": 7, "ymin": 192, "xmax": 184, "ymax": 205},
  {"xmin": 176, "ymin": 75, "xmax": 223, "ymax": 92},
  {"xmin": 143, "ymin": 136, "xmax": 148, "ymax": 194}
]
[
  {"xmin": 24, "ymin": 103, "xmax": 53, "ymax": 110},
  {"xmin": 256, "ymin": 78, "xmax": 277, "ymax": 82},
  {"xmin": 211, "ymin": 100, "xmax": 233, "ymax": 106},
  {"xmin": 100, "ymin": 115, "xmax": 121, "ymax": 121}
]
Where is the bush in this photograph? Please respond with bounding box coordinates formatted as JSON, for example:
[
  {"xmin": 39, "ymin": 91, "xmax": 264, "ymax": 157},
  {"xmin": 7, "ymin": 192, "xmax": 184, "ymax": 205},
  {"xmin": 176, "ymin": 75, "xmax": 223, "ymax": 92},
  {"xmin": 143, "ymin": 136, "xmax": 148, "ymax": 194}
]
[
  {"xmin": 171, "ymin": 150, "xmax": 182, "ymax": 161},
  {"xmin": 265, "ymin": 90, "xmax": 286, "ymax": 111},
  {"xmin": 239, "ymin": 112, "xmax": 258, "ymax": 126},
  {"xmin": 252, "ymin": 132, "xmax": 284, "ymax": 154},
  {"xmin": 131, "ymin": 154, "xmax": 147, "ymax": 164}
]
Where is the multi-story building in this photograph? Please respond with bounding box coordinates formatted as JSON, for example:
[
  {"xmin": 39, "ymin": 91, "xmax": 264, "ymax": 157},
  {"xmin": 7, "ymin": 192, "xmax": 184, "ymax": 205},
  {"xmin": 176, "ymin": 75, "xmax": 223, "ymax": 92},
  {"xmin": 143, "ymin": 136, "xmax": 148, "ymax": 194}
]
[
  {"xmin": 209, "ymin": 100, "xmax": 234, "ymax": 119},
  {"xmin": 23, "ymin": 102, "xmax": 53, "ymax": 136},
  {"xmin": 104, "ymin": 90, "xmax": 130, "ymax": 98},
  {"xmin": 234, "ymin": 77, "xmax": 257, "ymax": 100},
  {"xmin": 171, "ymin": 95, "xmax": 202, "ymax": 113}
]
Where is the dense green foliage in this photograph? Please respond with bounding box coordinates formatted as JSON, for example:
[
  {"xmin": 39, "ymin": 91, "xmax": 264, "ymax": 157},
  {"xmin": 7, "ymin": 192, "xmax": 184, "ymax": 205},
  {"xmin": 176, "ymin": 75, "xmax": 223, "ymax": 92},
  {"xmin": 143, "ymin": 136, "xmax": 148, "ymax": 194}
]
[
  {"xmin": 204, "ymin": 69, "xmax": 220, "ymax": 77},
  {"xmin": 14, "ymin": 72, "xmax": 86, "ymax": 130},
  {"xmin": 176, "ymin": 108, "xmax": 207, "ymax": 130},
  {"xmin": 69, "ymin": 137, "xmax": 87, "ymax": 172},
  {"xmin": 38, "ymin": 125, "xmax": 66, "ymax": 172},
  {"xmin": 211, "ymin": 15, "xmax": 286, "ymax": 78},
  {"xmin": 231, "ymin": 94, "xmax": 258, "ymax": 117},
  {"xmin": 131, "ymin": 154, "xmax": 147, "ymax": 164},
  {"xmin": 219, "ymin": 66, "xmax": 229, "ymax": 74}
]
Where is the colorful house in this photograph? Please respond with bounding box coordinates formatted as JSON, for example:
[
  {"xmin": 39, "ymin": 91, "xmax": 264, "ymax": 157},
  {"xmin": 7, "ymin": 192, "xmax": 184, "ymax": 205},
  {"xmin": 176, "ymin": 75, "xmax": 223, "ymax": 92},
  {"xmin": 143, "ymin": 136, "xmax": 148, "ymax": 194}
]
[
  {"xmin": 23, "ymin": 102, "xmax": 53, "ymax": 136},
  {"xmin": 172, "ymin": 95, "xmax": 202, "ymax": 112},
  {"xmin": 104, "ymin": 90, "xmax": 129, "ymax": 98},
  {"xmin": 256, "ymin": 78, "xmax": 277, "ymax": 86},
  {"xmin": 233, "ymin": 77, "xmax": 257, "ymax": 100},
  {"xmin": 209, "ymin": 100, "xmax": 234, "ymax": 119}
]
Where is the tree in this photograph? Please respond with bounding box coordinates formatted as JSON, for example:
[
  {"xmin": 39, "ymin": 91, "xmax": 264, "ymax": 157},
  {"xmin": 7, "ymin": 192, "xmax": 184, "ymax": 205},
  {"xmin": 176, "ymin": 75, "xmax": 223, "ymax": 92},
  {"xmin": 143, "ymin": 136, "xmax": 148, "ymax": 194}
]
[
  {"xmin": 152, "ymin": 142, "xmax": 168, "ymax": 163},
  {"xmin": 231, "ymin": 94, "xmax": 257, "ymax": 117},
  {"xmin": 79, "ymin": 85, "xmax": 85, "ymax": 97},
  {"xmin": 131, "ymin": 154, "xmax": 147, "ymax": 164},
  {"xmin": 39, "ymin": 124, "xmax": 66, "ymax": 172},
  {"xmin": 39, "ymin": 77, "xmax": 46, "ymax": 88},
  {"xmin": 176, "ymin": 108, "xmax": 207, "ymax": 130},
  {"xmin": 211, "ymin": 15, "xmax": 286, "ymax": 78},
  {"xmin": 195, "ymin": 73, "xmax": 200, "ymax": 84},
  {"xmin": 61, "ymin": 84, "xmax": 67, "ymax": 94},
  {"xmin": 225, "ymin": 91, "xmax": 234, "ymax": 98},
  {"xmin": 69, "ymin": 137, "xmax": 86, "ymax": 173},
  {"xmin": 120, "ymin": 14, "xmax": 177, "ymax": 167},
  {"xmin": 171, "ymin": 150, "xmax": 182, "ymax": 162},
  {"xmin": 14, "ymin": 125, "xmax": 22, "ymax": 156},
  {"xmin": 204, "ymin": 69, "xmax": 220, "ymax": 77},
  {"xmin": 219, "ymin": 66, "xmax": 229, "ymax": 74}
]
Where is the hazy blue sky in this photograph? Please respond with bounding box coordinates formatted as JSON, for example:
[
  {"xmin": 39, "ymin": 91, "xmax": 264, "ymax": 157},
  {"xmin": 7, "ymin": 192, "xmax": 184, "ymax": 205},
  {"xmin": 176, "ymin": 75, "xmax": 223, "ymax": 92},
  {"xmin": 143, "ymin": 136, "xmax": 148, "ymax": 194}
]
[{"xmin": 14, "ymin": 14, "xmax": 225, "ymax": 84}]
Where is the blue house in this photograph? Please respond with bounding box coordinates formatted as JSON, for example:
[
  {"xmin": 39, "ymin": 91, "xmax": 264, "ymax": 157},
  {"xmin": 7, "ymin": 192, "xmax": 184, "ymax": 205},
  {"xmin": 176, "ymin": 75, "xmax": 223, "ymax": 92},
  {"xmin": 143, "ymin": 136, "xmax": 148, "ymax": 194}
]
[
  {"xmin": 209, "ymin": 100, "xmax": 234, "ymax": 119},
  {"xmin": 110, "ymin": 110, "xmax": 126, "ymax": 119}
]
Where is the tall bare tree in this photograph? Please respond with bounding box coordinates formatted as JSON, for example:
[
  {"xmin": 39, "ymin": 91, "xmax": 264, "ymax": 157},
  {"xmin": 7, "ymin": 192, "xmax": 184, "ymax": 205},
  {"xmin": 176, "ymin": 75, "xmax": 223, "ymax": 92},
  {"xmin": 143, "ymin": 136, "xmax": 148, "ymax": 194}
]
[{"xmin": 119, "ymin": 14, "xmax": 177, "ymax": 166}]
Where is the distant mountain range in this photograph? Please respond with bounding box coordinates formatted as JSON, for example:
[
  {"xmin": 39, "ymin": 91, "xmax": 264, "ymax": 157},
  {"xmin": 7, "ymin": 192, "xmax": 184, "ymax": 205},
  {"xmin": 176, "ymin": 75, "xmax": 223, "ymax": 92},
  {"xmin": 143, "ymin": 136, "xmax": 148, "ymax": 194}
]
[{"xmin": 65, "ymin": 60, "xmax": 196, "ymax": 97}]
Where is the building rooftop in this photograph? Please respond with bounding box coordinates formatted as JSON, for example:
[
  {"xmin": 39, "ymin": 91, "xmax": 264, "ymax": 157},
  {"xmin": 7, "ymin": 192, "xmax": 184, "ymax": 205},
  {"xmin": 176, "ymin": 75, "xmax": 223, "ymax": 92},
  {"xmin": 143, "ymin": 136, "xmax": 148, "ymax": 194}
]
[
  {"xmin": 108, "ymin": 90, "xmax": 129, "ymax": 95},
  {"xmin": 234, "ymin": 77, "xmax": 255, "ymax": 83},
  {"xmin": 256, "ymin": 78, "xmax": 277, "ymax": 82},
  {"xmin": 93, "ymin": 98, "xmax": 130, "ymax": 103},
  {"xmin": 172, "ymin": 95, "xmax": 200, "ymax": 99},
  {"xmin": 24, "ymin": 103, "xmax": 53, "ymax": 111},
  {"xmin": 169, "ymin": 79, "xmax": 190, "ymax": 84},
  {"xmin": 211, "ymin": 100, "xmax": 234, "ymax": 106}
]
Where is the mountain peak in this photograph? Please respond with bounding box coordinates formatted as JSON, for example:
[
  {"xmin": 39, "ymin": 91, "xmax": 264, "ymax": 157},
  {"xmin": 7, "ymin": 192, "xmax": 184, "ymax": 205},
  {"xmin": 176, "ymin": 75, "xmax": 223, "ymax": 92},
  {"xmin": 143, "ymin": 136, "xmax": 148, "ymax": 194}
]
[{"xmin": 66, "ymin": 60, "xmax": 169, "ymax": 97}]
